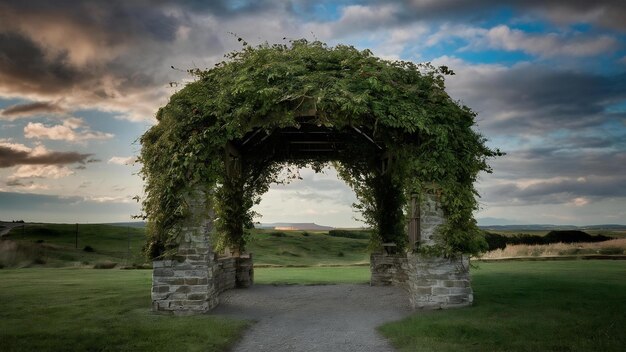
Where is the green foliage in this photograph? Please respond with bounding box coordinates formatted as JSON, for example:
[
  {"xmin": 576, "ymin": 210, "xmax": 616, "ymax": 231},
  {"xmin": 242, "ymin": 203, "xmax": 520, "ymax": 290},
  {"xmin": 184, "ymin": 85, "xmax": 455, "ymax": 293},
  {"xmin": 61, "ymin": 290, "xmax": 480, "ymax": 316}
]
[
  {"xmin": 140, "ymin": 39, "xmax": 500, "ymax": 258},
  {"xmin": 327, "ymin": 229, "xmax": 371, "ymax": 240},
  {"xmin": 483, "ymin": 231, "xmax": 614, "ymax": 251}
]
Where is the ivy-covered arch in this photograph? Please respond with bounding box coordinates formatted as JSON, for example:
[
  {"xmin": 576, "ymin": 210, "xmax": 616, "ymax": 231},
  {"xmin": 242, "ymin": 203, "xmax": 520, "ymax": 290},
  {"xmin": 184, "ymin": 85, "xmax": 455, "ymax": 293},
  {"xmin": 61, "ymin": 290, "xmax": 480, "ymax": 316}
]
[
  {"xmin": 142, "ymin": 40, "xmax": 499, "ymax": 313},
  {"xmin": 141, "ymin": 39, "xmax": 498, "ymax": 258}
]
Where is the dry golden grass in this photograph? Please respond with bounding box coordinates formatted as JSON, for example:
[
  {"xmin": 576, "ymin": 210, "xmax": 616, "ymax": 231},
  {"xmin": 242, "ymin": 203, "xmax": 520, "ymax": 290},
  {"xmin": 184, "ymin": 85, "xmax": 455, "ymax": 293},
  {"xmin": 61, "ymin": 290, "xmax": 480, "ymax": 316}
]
[{"xmin": 481, "ymin": 238, "xmax": 626, "ymax": 259}]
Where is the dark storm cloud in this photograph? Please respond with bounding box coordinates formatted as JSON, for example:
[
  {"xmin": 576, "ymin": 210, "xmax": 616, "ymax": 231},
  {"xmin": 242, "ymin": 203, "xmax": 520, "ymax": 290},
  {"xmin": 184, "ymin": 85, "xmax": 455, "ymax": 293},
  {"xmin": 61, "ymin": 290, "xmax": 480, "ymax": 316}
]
[
  {"xmin": 477, "ymin": 143, "xmax": 626, "ymax": 206},
  {"xmin": 0, "ymin": 0, "xmax": 290, "ymax": 119},
  {"xmin": 0, "ymin": 146, "xmax": 91, "ymax": 168},
  {"xmin": 0, "ymin": 32, "xmax": 87, "ymax": 95},
  {"xmin": 308, "ymin": 0, "xmax": 626, "ymax": 32},
  {"xmin": 0, "ymin": 101, "xmax": 64, "ymax": 119},
  {"xmin": 443, "ymin": 65, "xmax": 626, "ymax": 134}
]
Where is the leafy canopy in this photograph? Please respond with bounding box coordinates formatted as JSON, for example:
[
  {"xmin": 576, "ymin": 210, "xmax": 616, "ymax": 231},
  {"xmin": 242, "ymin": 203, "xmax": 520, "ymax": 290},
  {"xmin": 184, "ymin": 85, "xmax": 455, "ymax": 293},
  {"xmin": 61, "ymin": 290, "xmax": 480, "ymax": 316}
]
[{"xmin": 139, "ymin": 39, "xmax": 500, "ymax": 259}]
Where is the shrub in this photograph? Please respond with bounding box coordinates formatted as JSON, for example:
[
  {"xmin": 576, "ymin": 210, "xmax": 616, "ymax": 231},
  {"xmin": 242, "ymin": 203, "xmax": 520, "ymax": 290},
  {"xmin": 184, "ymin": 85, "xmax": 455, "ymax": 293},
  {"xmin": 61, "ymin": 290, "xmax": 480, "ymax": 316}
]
[
  {"xmin": 301, "ymin": 231, "xmax": 310, "ymax": 237},
  {"xmin": 269, "ymin": 231, "xmax": 286, "ymax": 237},
  {"xmin": 543, "ymin": 230, "xmax": 613, "ymax": 244},
  {"xmin": 328, "ymin": 229, "xmax": 370, "ymax": 240},
  {"xmin": 484, "ymin": 232, "xmax": 507, "ymax": 251},
  {"xmin": 508, "ymin": 234, "xmax": 544, "ymax": 245},
  {"xmin": 337, "ymin": 251, "xmax": 345, "ymax": 257},
  {"xmin": 598, "ymin": 247, "xmax": 623, "ymax": 255},
  {"xmin": 83, "ymin": 245, "xmax": 94, "ymax": 252},
  {"xmin": 544, "ymin": 230, "xmax": 592, "ymax": 243}
]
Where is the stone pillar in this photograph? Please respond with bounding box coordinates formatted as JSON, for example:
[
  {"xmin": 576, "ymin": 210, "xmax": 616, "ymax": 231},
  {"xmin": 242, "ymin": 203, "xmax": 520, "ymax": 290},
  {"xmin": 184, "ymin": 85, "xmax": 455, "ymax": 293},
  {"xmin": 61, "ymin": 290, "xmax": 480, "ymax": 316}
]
[
  {"xmin": 370, "ymin": 252, "xmax": 408, "ymax": 287},
  {"xmin": 151, "ymin": 188, "xmax": 219, "ymax": 314},
  {"xmin": 235, "ymin": 254, "xmax": 254, "ymax": 288},
  {"xmin": 406, "ymin": 192, "xmax": 473, "ymax": 309},
  {"xmin": 418, "ymin": 192, "xmax": 445, "ymax": 246},
  {"xmin": 406, "ymin": 254, "xmax": 472, "ymax": 309}
]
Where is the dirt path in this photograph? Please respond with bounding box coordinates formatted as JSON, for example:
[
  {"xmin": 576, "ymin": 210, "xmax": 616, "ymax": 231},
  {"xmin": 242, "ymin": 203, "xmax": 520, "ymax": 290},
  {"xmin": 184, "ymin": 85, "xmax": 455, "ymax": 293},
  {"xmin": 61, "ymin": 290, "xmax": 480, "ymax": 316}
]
[{"xmin": 212, "ymin": 284, "xmax": 412, "ymax": 352}]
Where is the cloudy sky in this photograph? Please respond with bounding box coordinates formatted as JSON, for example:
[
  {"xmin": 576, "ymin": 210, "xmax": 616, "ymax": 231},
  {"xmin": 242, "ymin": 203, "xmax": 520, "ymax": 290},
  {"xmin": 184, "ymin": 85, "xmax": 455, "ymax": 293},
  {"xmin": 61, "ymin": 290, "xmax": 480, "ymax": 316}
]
[{"xmin": 1, "ymin": 0, "xmax": 625, "ymax": 226}]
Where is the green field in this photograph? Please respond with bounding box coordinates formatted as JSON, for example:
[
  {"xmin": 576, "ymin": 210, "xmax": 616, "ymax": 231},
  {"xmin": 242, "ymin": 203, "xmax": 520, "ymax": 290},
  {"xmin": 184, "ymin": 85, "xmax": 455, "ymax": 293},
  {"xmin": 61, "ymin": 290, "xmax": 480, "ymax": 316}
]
[
  {"xmin": 380, "ymin": 260, "xmax": 626, "ymax": 352},
  {"xmin": 1, "ymin": 262, "xmax": 624, "ymax": 351},
  {"xmin": 1, "ymin": 223, "xmax": 146, "ymax": 268},
  {"xmin": 0, "ymin": 268, "xmax": 247, "ymax": 352},
  {"xmin": 0, "ymin": 224, "xmax": 370, "ymax": 268},
  {"xmin": 247, "ymin": 230, "xmax": 369, "ymax": 266},
  {"xmin": 2, "ymin": 223, "xmax": 625, "ymax": 351}
]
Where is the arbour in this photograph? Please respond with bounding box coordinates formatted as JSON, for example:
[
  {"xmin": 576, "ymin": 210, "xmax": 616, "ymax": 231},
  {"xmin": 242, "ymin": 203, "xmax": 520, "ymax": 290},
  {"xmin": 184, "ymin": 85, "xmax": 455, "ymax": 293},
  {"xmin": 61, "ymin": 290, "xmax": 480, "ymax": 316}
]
[
  {"xmin": 141, "ymin": 39, "xmax": 498, "ymax": 258},
  {"xmin": 140, "ymin": 40, "xmax": 500, "ymax": 313}
]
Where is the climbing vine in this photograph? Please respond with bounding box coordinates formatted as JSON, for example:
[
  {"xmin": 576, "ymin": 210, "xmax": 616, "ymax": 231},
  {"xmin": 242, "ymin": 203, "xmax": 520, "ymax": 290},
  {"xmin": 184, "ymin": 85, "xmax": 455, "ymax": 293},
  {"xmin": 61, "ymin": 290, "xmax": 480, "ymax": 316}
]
[{"xmin": 139, "ymin": 39, "xmax": 500, "ymax": 259}]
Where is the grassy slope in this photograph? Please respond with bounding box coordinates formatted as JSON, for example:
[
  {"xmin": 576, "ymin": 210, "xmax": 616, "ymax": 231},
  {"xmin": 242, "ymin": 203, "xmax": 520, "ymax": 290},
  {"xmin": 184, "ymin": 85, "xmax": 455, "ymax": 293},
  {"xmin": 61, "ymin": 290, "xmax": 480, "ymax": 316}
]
[
  {"xmin": 0, "ymin": 268, "xmax": 248, "ymax": 352},
  {"xmin": 2, "ymin": 225, "xmax": 370, "ymax": 268},
  {"xmin": 247, "ymin": 229, "xmax": 369, "ymax": 266},
  {"xmin": 380, "ymin": 260, "xmax": 626, "ymax": 352},
  {"xmin": 2, "ymin": 223, "xmax": 146, "ymax": 267}
]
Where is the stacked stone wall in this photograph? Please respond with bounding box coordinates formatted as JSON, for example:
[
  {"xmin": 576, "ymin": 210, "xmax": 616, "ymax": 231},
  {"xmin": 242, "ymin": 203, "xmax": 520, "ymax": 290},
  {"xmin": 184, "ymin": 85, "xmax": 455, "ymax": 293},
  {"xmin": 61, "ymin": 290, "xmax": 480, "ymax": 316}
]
[
  {"xmin": 406, "ymin": 254, "xmax": 473, "ymax": 309},
  {"xmin": 151, "ymin": 232, "xmax": 219, "ymax": 314},
  {"xmin": 215, "ymin": 257, "xmax": 237, "ymax": 293},
  {"xmin": 370, "ymin": 253, "xmax": 408, "ymax": 287},
  {"xmin": 151, "ymin": 189, "xmax": 220, "ymax": 314},
  {"xmin": 404, "ymin": 193, "xmax": 474, "ymax": 309},
  {"xmin": 235, "ymin": 255, "xmax": 254, "ymax": 288}
]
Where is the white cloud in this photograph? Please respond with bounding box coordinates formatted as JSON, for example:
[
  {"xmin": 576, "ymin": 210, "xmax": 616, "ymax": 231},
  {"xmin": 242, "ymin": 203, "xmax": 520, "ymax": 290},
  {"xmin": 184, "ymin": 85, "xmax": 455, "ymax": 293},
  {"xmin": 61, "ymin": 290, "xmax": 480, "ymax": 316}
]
[
  {"xmin": 85, "ymin": 195, "xmax": 133, "ymax": 203},
  {"xmin": 570, "ymin": 197, "xmax": 590, "ymax": 207},
  {"xmin": 10, "ymin": 165, "xmax": 74, "ymax": 179},
  {"xmin": 426, "ymin": 24, "xmax": 617, "ymax": 58},
  {"xmin": 24, "ymin": 118, "xmax": 114, "ymax": 142},
  {"xmin": 107, "ymin": 156, "xmax": 136, "ymax": 165},
  {"xmin": 484, "ymin": 25, "xmax": 617, "ymax": 57},
  {"xmin": 0, "ymin": 140, "xmax": 32, "ymax": 153}
]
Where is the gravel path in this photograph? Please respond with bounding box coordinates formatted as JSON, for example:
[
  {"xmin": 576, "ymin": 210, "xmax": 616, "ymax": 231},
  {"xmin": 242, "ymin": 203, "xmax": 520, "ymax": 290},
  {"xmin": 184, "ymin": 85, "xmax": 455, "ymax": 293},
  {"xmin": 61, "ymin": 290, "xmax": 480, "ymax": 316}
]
[{"xmin": 211, "ymin": 284, "xmax": 412, "ymax": 352}]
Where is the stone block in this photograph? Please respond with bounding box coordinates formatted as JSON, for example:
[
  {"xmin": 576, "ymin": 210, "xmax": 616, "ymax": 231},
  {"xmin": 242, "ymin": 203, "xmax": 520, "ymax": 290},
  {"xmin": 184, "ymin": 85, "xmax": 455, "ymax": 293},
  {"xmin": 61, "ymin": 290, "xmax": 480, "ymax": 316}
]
[
  {"xmin": 187, "ymin": 293, "xmax": 208, "ymax": 300},
  {"xmin": 153, "ymin": 268, "xmax": 174, "ymax": 277},
  {"xmin": 152, "ymin": 286, "xmax": 169, "ymax": 293},
  {"xmin": 175, "ymin": 286, "xmax": 191, "ymax": 293},
  {"xmin": 184, "ymin": 278, "xmax": 208, "ymax": 285},
  {"xmin": 414, "ymin": 287, "xmax": 433, "ymax": 295},
  {"xmin": 432, "ymin": 287, "xmax": 451, "ymax": 295},
  {"xmin": 449, "ymin": 287, "xmax": 472, "ymax": 295}
]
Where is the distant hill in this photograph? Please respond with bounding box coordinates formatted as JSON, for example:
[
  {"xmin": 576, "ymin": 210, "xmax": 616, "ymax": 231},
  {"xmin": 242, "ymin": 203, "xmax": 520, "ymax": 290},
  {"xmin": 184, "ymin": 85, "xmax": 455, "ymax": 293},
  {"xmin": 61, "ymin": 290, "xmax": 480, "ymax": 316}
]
[
  {"xmin": 104, "ymin": 222, "xmax": 146, "ymax": 228},
  {"xmin": 479, "ymin": 224, "xmax": 626, "ymax": 231},
  {"xmin": 256, "ymin": 222, "xmax": 334, "ymax": 231}
]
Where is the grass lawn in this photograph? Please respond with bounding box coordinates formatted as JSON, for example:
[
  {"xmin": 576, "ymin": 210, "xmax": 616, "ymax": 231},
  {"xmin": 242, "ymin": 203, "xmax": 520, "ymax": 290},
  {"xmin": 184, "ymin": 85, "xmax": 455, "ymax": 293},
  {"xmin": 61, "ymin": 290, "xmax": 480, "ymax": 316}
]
[
  {"xmin": 380, "ymin": 260, "xmax": 626, "ymax": 352},
  {"xmin": 0, "ymin": 268, "xmax": 248, "ymax": 352},
  {"xmin": 255, "ymin": 265, "xmax": 370, "ymax": 285}
]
